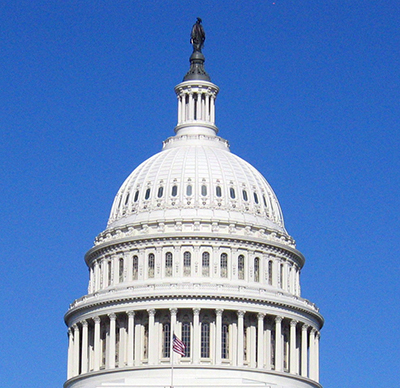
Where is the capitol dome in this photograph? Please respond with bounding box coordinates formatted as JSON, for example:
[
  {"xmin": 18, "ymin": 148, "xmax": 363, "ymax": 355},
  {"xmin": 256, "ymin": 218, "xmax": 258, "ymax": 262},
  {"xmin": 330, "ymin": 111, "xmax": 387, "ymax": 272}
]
[
  {"xmin": 107, "ymin": 135, "xmax": 286, "ymax": 235},
  {"xmin": 65, "ymin": 21, "xmax": 323, "ymax": 388}
]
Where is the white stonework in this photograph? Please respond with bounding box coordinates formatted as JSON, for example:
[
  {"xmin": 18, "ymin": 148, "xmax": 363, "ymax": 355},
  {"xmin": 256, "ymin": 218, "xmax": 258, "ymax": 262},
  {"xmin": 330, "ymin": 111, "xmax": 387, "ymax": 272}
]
[{"xmin": 65, "ymin": 41, "xmax": 323, "ymax": 388}]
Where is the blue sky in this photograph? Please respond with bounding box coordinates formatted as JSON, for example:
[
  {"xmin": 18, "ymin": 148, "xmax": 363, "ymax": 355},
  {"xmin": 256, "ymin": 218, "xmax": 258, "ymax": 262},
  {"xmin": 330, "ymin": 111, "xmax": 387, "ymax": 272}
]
[{"xmin": 1, "ymin": 1, "xmax": 399, "ymax": 387}]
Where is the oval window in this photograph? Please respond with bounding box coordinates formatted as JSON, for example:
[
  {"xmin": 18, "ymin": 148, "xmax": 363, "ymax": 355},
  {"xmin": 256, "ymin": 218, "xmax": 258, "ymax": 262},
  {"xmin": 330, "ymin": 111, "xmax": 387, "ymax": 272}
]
[
  {"xmin": 242, "ymin": 190, "xmax": 248, "ymax": 201},
  {"xmin": 230, "ymin": 188, "xmax": 236, "ymax": 199},
  {"xmin": 134, "ymin": 190, "xmax": 139, "ymax": 202},
  {"xmin": 201, "ymin": 185, "xmax": 207, "ymax": 196},
  {"xmin": 124, "ymin": 193, "xmax": 130, "ymax": 205},
  {"xmin": 145, "ymin": 188, "xmax": 151, "ymax": 200},
  {"xmin": 254, "ymin": 192, "xmax": 259, "ymax": 204},
  {"xmin": 186, "ymin": 185, "xmax": 192, "ymax": 196},
  {"xmin": 171, "ymin": 185, "xmax": 178, "ymax": 197},
  {"xmin": 263, "ymin": 195, "xmax": 267, "ymax": 207},
  {"xmin": 216, "ymin": 186, "xmax": 222, "ymax": 197},
  {"xmin": 157, "ymin": 187, "xmax": 164, "ymax": 198}
]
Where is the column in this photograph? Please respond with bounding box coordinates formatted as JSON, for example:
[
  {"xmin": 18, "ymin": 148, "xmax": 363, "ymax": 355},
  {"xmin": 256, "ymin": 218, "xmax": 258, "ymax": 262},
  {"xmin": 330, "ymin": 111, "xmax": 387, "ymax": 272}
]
[
  {"xmin": 148, "ymin": 309, "xmax": 155, "ymax": 365},
  {"xmin": 81, "ymin": 320, "xmax": 88, "ymax": 374},
  {"xmin": 93, "ymin": 317, "xmax": 101, "ymax": 371},
  {"xmin": 67, "ymin": 328, "xmax": 73, "ymax": 379},
  {"xmin": 215, "ymin": 309, "xmax": 223, "ymax": 364},
  {"xmin": 94, "ymin": 261, "xmax": 100, "ymax": 291},
  {"xmin": 289, "ymin": 320, "xmax": 297, "ymax": 374},
  {"xmin": 73, "ymin": 324, "xmax": 80, "ymax": 375},
  {"xmin": 309, "ymin": 328, "xmax": 316, "ymax": 380},
  {"xmin": 127, "ymin": 311, "xmax": 135, "ymax": 367},
  {"xmin": 177, "ymin": 95, "xmax": 182, "ymax": 124},
  {"xmin": 134, "ymin": 319, "xmax": 141, "ymax": 366},
  {"xmin": 274, "ymin": 316, "xmax": 283, "ymax": 372},
  {"xmin": 257, "ymin": 313, "xmax": 265, "ymax": 369},
  {"xmin": 301, "ymin": 324, "xmax": 309, "ymax": 377},
  {"xmin": 315, "ymin": 332, "xmax": 320, "ymax": 382},
  {"xmin": 210, "ymin": 96, "xmax": 215, "ymax": 123},
  {"xmin": 237, "ymin": 311, "xmax": 245, "ymax": 366},
  {"xmin": 196, "ymin": 93, "xmax": 201, "ymax": 119},
  {"xmin": 108, "ymin": 314, "xmax": 116, "ymax": 369},
  {"xmin": 193, "ymin": 308, "xmax": 200, "ymax": 363},
  {"xmin": 205, "ymin": 94, "xmax": 210, "ymax": 121},
  {"xmin": 170, "ymin": 309, "xmax": 177, "ymax": 364},
  {"xmin": 265, "ymin": 320, "xmax": 272, "ymax": 370},
  {"xmin": 189, "ymin": 93, "xmax": 194, "ymax": 120}
]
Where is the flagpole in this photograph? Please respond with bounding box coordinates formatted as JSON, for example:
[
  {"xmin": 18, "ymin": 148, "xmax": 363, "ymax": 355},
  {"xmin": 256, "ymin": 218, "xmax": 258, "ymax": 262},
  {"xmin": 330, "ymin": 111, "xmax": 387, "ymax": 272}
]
[{"xmin": 170, "ymin": 324, "xmax": 174, "ymax": 388}]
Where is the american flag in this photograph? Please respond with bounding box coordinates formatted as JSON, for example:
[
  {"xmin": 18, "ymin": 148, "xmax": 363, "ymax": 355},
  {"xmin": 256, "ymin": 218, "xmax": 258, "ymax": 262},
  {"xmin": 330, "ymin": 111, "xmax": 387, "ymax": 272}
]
[{"xmin": 172, "ymin": 334, "xmax": 185, "ymax": 356}]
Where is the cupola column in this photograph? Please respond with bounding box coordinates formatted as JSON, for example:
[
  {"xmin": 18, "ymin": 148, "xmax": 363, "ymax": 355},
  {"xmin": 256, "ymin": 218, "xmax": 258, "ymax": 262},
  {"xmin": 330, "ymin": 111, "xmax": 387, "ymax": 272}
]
[
  {"xmin": 67, "ymin": 328, "xmax": 73, "ymax": 379},
  {"xmin": 309, "ymin": 328, "xmax": 316, "ymax": 380},
  {"xmin": 265, "ymin": 320, "xmax": 272, "ymax": 370},
  {"xmin": 316, "ymin": 332, "xmax": 320, "ymax": 382}
]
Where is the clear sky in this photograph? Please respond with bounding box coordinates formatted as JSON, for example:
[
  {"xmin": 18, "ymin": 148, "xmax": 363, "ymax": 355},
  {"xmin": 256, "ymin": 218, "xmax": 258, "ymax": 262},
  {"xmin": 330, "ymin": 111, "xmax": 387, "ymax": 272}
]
[{"xmin": 1, "ymin": 1, "xmax": 399, "ymax": 387}]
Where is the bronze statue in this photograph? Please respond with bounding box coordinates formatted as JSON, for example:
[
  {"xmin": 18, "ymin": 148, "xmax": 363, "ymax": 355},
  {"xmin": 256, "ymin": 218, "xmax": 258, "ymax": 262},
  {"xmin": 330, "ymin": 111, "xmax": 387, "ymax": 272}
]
[{"xmin": 190, "ymin": 17, "xmax": 205, "ymax": 53}]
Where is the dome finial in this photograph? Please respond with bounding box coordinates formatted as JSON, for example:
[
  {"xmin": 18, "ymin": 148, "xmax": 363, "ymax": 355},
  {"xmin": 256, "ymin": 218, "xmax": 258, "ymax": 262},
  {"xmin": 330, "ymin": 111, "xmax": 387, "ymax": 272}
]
[{"xmin": 184, "ymin": 18, "xmax": 210, "ymax": 81}]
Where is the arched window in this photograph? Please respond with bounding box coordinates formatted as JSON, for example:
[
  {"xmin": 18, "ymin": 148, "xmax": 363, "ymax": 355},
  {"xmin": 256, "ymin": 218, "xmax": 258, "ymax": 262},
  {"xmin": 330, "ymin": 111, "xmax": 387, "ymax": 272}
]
[
  {"xmin": 222, "ymin": 323, "xmax": 229, "ymax": 359},
  {"xmin": 202, "ymin": 252, "xmax": 210, "ymax": 277},
  {"xmin": 183, "ymin": 252, "xmax": 191, "ymax": 276},
  {"xmin": 134, "ymin": 190, "xmax": 139, "ymax": 202},
  {"xmin": 148, "ymin": 254, "xmax": 155, "ymax": 278},
  {"xmin": 201, "ymin": 321, "xmax": 210, "ymax": 358},
  {"xmin": 242, "ymin": 190, "xmax": 248, "ymax": 201},
  {"xmin": 254, "ymin": 257, "xmax": 260, "ymax": 282},
  {"xmin": 230, "ymin": 188, "xmax": 236, "ymax": 199},
  {"xmin": 119, "ymin": 258, "xmax": 124, "ymax": 283},
  {"xmin": 186, "ymin": 184, "xmax": 192, "ymax": 196},
  {"xmin": 268, "ymin": 260, "xmax": 273, "ymax": 285},
  {"xmin": 182, "ymin": 320, "xmax": 191, "ymax": 357},
  {"xmin": 171, "ymin": 185, "xmax": 178, "ymax": 197},
  {"xmin": 107, "ymin": 261, "xmax": 111, "ymax": 287},
  {"xmin": 279, "ymin": 263, "xmax": 284, "ymax": 288},
  {"xmin": 254, "ymin": 192, "xmax": 259, "ymax": 204},
  {"xmin": 165, "ymin": 252, "xmax": 173, "ymax": 277},
  {"xmin": 132, "ymin": 255, "xmax": 138, "ymax": 280},
  {"xmin": 220, "ymin": 253, "xmax": 228, "ymax": 278},
  {"xmin": 238, "ymin": 255, "xmax": 245, "ymax": 280},
  {"xmin": 162, "ymin": 322, "xmax": 171, "ymax": 358},
  {"xmin": 201, "ymin": 185, "xmax": 207, "ymax": 196},
  {"xmin": 216, "ymin": 186, "xmax": 222, "ymax": 197},
  {"xmin": 157, "ymin": 186, "xmax": 164, "ymax": 198},
  {"xmin": 145, "ymin": 188, "xmax": 151, "ymax": 200}
]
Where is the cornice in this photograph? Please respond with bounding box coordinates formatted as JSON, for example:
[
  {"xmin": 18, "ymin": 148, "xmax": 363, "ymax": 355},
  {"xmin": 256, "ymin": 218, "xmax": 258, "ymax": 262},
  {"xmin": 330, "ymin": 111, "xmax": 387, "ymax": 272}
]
[
  {"xmin": 86, "ymin": 232, "xmax": 303, "ymax": 267},
  {"xmin": 64, "ymin": 285, "xmax": 323, "ymax": 327}
]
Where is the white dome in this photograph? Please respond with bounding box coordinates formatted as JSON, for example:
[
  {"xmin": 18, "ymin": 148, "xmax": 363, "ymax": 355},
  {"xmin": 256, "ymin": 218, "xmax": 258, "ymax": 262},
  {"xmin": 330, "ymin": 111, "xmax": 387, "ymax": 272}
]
[{"xmin": 107, "ymin": 134, "xmax": 287, "ymax": 236}]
